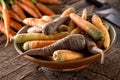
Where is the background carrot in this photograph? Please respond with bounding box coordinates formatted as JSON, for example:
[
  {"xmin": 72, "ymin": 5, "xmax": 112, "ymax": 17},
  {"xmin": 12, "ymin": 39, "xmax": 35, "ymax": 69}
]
[
  {"xmin": 1, "ymin": 0, "xmax": 11, "ymax": 47},
  {"xmin": 0, "ymin": 20, "xmax": 15, "ymax": 38},
  {"xmin": 15, "ymin": 0, "xmax": 39, "ymax": 18},
  {"xmin": 11, "ymin": 3, "xmax": 26, "ymax": 20},
  {"xmin": 10, "ymin": 19, "xmax": 22, "ymax": 31},
  {"xmin": 36, "ymin": 2, "xmax": 56, "ymax": 16},
  {"xmin": 9, "ymin": 10, "xmax": 23, "ymax": 22},
  {"xmin": 36, "ymin": 0, "xmax": 62, "ymax": 4},
  {"xmin": 20, "ymin": 0, "xmax": 42, "ymax": 18},
  {"xmin": 23, "ymin": 40, "xmax": 56, "ymax": 51}
]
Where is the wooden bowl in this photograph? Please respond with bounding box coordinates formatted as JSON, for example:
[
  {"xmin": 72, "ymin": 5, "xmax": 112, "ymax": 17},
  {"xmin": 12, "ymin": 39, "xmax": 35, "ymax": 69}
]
[{"xmin": 14, "ymin": 17, "xmax": 116, "ymax": 72}]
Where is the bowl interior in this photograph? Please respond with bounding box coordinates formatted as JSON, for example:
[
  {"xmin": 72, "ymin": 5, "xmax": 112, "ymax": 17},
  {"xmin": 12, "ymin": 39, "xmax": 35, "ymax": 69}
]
[{"xmin": 14, "ymin": 16, "xmax": 116, "ymax": 70}]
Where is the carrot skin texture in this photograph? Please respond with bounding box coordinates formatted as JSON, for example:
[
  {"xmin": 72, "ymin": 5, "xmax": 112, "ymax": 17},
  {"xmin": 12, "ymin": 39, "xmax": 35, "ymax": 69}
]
[
  {"xmin": 70, "ymin": 13, "xmax": 104, "ymax": 40},
  {"xmin": 23, "ymin": 40, "xmax": 56, "ymax": 50},
  {"xmin": 11, "ymin": 4, "xmax": 26, "ymax": 20},
  {"xmin": 22, "ymin": 34, "xmax": 86, "ymax": 56},
  {"xmin": 11, "ymin": 32, "xmax": 69, "ymax": 43},
  {"xmin": 36, "ymin": 2, "xmax": 56, "ymax": 16},
  {"xmin": 20, "ymin": 0, "xmax": 42, "ymax": 18}
]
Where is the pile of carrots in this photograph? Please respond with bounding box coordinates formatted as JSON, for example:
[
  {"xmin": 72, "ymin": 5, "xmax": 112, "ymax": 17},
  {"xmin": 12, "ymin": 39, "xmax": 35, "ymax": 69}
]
[
  {"xmin": 11, "ymin": 6, "xmax": 111, "ymax": 64},
  {"xmin": 0, "ymin": 0, "xmax": 62, "ymax": 47}
]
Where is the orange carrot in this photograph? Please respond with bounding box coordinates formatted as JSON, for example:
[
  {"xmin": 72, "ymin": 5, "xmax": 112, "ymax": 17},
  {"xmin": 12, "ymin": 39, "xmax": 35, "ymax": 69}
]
[
  {"xmin": 60, "ymin": 7, "xmax": 75, "ymax": 17},
  {"xmin": 23, "ymin": 40, "xmax": 56, "ymax": 51},
  {"xmin": 0, "ymin": 20, "xmax": 15, "ymax": 38},
  {"xmin": 1, "ymin": 0, "xmax": 11, "ymax": 47},
  {"xmin": 11, "ymin": 4, "xmax": 26, "ymax": 20},
  {"xmin": 36, "ymin": 0, "xmax": 62, "ymax": 4},
  {"xmin": 20, "ymin": 0, "xmax": 42, "ymax": 18},
  {"xmin": 23, "ymin": 18, "xmax": 48, "ymax": 27},
  {"xmin": 10, "ymin": 19, "xmax": 22, "ymax": 31},
  {"xmin": 70, "ymin": 13, "xmax": 104, "ymax": 40},
  {"xmin": 9, "ymin": 10, "xmax": 23, "ymax": 22},
  {"xmin": 15, "ymin": 0, "xmax": 39, "ymax": 18},
  {"xmin": 36, "ymin": 2, "xmax": 56, "ymax": 16}
]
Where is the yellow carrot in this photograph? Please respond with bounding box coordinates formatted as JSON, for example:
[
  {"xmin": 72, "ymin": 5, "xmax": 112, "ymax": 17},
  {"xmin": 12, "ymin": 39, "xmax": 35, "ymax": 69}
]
[
  {"xmin": 23, "ymin": 40, "xmax": 56, "ymax": 50},
  {"xmin": 11, "ymin": 32, "xmax": 69, "ymax": 43},
  {"xmin": 53, "ymin": 50, "xmax": 85, "ymax": 61},
  {"xmin": 92, "ymin": 15, "xmax": 110, "ymax": 48}
]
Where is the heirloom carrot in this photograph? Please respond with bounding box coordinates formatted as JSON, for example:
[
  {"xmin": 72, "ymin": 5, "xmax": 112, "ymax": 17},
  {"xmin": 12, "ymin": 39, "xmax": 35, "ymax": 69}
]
[
  {"xmin": 60, "ymin": 7, "xmax": 75, "ymax": 17},
  {"xmin": 53, "ymin": 50, "xmax": 85, "ymax": 61},
  {"xmin": 23, "ymin": 18, "xmax": 48, "ymax": 27},
  {"xmin": 11, "ymin": 3, "xmax": 26, "ymax": 20},
  {"xmin": 36, "ymin": 2, "xmax": 56, "ymax": 16},
  {"xmin": 1, "ymin": 0, "xmax": 11, "ymax": 47},
  {"xmin": 41, "ymin": 15, "xmax": 53, "ymax": 22},
  {"xmin": 92, "ymin": 15, "xmax": 110, "ymax": 48},
  {"xmin": 85, "ymin": 35, "xmax": 104, "ymax": 64},
  {"xmin": 70, "ymin": 13, "xmax": 104, "ymax": 40},
  {"xmin": 11, "ymin": 32, "xmax": 69, "ymax": 43},
  {"xmin": 15, "ymin": 0, "xmax": 39, "ymax": 18},
  {"xmin": 36, "ymin": 0, "xmax": 62, "ymax": 4},
  {"xmin": 20, "ymin": 0, "xmax": 42, "ymax": 18},
  {"xmin": 81, "ymin": 8, "xmax": 87, "ymax": 20},
  {"xmin": 23, "ymin": 40, "xmax": 56, "ymax": 51},
  {"xmin": 21, "ymin": 34, "xmax": 86, "ymax": 56}
]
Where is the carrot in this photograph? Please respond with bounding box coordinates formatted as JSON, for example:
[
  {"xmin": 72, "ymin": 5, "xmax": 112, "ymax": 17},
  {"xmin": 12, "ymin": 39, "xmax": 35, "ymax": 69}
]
[
  {"xmin": 41, "ymin": 15, "xmax": 53, "ymax": 22},
  {"xmin": 21, "ymin": 34, "xmax": 86, "ymax": 56},
  {"xmin": 68, "ymin": 20, "xmax": 76, "ymax": 32},
  {"xmin": 11, "ymin": 3, "xmax": 26, "ymax": 20},
  {"xmin": 1, "ymin": 0, "xmax": 11, "ymax": 47},
  {"xmin": 70, "ymin": 8, "xmax": 87, "ymax": 34},
  {"xmin": 70, "ymin": 13, "xmax": 104, "ymax": 40},
  {"xmin": 20, "ymin": 0, "xmax": 42, "ymax": 18},
  {"xmin": 36, "ymin": 2, "xmax": 56, "ymax": 16},
  {"xmin": 11, "ymin": 32, "xmax": 69, "ymax": 43},
  {"xmin": 85, "ymin": 35, "xmax": 104, "ymax": 64},
  {"xmin": 15, "ymin": 0, "xmax": 39, "ymax": 18},
  {"xmin": 92, "ymin": 15, "xmax": 110, "ymax": 48},
  {"xmin": 70, "ymin": 27, "xmax": 82, "ymax": 34},
  {"xmin": 10, "ymin": 19, "xmax": 22, "ymax": 31},
  {"xmin": 53, "ymin": 50, "xmax": 85, "ymax": 61},
  {"xmin": 42, "ymin": 16, "xmax": 69, "ymax": 35},
  {"xmin": 60, "ymin": 7, "xmax": 75, "ymax": 17},
  {"xmin": 23, "ymin": 18, "xmax": 48, "ymax": 27},
  {"xmin": 81, "ymin": 8, "xmax": 87, "ymax": 20},
  {"xmin": 57, "ymin": 25, "xmax": 68, "ymax": 32},
  {"xmin": 36, "ymin": 0, "xmax": 62, "ymax": 4},
  {"xmin": 0, "ymin": 20, "xmax": 15, "ymax": 38},
  {"xmin": 9, "ymin": 10, "xmax": 23, "ymax": 22},
  {"xmin": 23, "ymin": 40, "xmax": 56, "ymax": 51},
  {"xmin": 27, "ymin": 26, "xmax": 42, "ymax": 33}
]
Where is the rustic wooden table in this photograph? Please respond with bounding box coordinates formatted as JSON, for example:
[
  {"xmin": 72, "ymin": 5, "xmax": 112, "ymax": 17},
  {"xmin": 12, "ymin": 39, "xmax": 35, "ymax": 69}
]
[{"xmin": 0, "ymin": 0, "xmax": 120, "ymax": 80}]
